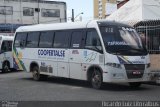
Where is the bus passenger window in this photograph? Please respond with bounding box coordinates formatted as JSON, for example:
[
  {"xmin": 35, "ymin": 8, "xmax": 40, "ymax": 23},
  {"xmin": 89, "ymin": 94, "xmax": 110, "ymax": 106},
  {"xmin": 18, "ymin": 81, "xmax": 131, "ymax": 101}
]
[
  {"xmin": 1, "ymin": 41, "xmax": 12, "ymax": 52},
  {"xmin": 53, "ymin": 31, "xmax": 70, "ymax": 48},
  {"xmin": 71, "ymin": 31, "xmax": 83, "ymax": 48},
  {"xmin": 26, "ymin": 32, "xmax": 40, "ymax": 48},
  {"xmin": 1, "ymin": 41, "xmax": 7, "ymax": 52},
  {"xmin": 39, "ymin": 31, "xmax": 54, "ymax": 48},
  {"xmin": 14, "ymin": 33, "xmax": 27, "ymax": 47},
  {"xmin": 85, "ymin": 30, "xmax": 102, "ymax": 51},
  {"xmin": 7, "ymin": 41, "xmax": 12, "ymax": 51}
]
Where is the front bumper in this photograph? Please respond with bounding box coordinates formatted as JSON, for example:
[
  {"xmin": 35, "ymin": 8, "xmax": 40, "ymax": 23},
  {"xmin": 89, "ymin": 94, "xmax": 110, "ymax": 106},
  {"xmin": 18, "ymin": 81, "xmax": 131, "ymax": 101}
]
[
  {"xmin": 103, "ymin": 72, "xmax": 152, "ymax": 83},
  {"xmin": 102, "ymin": 66, "xmax": 154, "ymax": 83}
]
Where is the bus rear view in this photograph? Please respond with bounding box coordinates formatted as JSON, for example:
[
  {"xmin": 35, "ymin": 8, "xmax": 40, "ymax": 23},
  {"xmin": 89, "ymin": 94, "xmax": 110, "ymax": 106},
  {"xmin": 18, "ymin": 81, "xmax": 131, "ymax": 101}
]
[{"xmin": 97, "ymin": 21, "xmax": 151, "ymax": 88}]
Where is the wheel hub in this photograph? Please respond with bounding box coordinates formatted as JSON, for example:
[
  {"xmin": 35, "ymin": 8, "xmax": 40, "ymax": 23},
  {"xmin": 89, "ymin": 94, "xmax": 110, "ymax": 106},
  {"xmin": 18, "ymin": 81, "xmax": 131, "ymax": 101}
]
[
  {"xmin": 33, "ymin": 70, "xmax": 39, "ymax": 79},
  {"xmin": 92, "ymin": 73, "xmax": 101, "ymax": 87}
]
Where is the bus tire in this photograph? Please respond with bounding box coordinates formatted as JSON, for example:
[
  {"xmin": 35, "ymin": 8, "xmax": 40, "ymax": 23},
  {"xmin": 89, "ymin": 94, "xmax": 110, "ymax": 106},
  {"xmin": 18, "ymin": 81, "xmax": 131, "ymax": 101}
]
[
  {"xmin": 90, "ymin": 69, "xmax": 103, "ymax": 89},
  {"xmin": 32, "ymin": 66, "xmax": 48, "ymax": 81},
  {"xmin": 32, "ymin": 66, "xmax": 40, "ymax": 81},
  {"xmin": 129, "ymin": 82, "xmax": 141, "ymax": 88},
  {"xmin": 2, "ymin": 61, "xmax": 10, "ymax": 73}
]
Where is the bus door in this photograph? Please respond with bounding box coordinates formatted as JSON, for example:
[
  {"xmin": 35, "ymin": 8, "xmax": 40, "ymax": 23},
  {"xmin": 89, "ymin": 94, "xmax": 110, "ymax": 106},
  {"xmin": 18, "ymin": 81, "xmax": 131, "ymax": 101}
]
[{"xmin": 69, "ymin": 30, "xmax": 84, "ymax": 79}]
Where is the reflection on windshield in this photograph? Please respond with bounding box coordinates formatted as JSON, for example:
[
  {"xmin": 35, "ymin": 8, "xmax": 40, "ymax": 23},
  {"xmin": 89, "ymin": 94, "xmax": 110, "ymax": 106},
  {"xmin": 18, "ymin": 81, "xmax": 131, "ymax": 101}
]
[
  {"xmin": 100, "ymin": 26, "xmax": 147, "ymax": 56},
  {"xmin": 119, "ymin": 27, "xmax": 143, "ymax": 49}
]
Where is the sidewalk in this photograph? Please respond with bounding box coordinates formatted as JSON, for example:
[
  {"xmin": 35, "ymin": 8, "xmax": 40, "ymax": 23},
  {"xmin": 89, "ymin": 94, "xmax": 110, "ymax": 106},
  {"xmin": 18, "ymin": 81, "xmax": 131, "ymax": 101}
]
[{"xmin": 150, "ymin": 70, "xmax": 160, "ymax": 84}]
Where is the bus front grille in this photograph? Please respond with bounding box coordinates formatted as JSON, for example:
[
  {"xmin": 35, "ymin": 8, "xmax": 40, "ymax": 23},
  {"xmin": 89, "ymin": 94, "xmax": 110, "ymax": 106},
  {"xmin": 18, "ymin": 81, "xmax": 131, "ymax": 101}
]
[{"xmin": 124, "ymin": 64, "xmax": 145, "ymax": 79}]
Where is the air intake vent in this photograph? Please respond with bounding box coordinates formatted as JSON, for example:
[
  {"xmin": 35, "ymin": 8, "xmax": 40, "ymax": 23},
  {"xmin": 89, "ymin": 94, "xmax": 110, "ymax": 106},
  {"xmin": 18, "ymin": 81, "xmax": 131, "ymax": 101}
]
[{"xmin": 124, "ymin": 64, "xmax": 145, "ymax": 79}]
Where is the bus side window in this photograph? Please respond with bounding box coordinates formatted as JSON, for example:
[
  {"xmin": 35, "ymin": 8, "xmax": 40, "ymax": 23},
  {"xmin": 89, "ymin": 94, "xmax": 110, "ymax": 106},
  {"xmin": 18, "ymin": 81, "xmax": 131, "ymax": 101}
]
[
  {"xmin": 1, "ymin": 41, "xmax": 12, "ymax": 52},
  {"xmin": 1, "ymin": 41, "xmax": 7, "ymax": 52},
  {"xmin": 26, "ymin": 32, "xmax": 40, "ymax": 48},
  {"xmin": 71, "ymin": 31, "xmax": 83, "ymax": 49},
  {"xmin": 53, "ymin": 31, "xmax": 70, "ymax": 48},
  {"xmin": 14, "ymin": 33, "xmax": 27, "ymax": 47},
  {"xmin": 85, "ymin": 29, "xmax": 103, "ymax": 52},
  {"xmin": 39, "ymin": 31, "xmax": 54, "ymax": 48},
  {"xmin": 8, "ymin": 41, "xmax": 12, "ymax": 51}
]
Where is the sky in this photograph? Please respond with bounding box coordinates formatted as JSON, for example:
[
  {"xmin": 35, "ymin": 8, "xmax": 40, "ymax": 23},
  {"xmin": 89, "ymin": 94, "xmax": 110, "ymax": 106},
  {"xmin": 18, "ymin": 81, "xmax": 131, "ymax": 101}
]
[{"xmin": 48, "ymin": 0, "xmax": 93, "ymax": 21}]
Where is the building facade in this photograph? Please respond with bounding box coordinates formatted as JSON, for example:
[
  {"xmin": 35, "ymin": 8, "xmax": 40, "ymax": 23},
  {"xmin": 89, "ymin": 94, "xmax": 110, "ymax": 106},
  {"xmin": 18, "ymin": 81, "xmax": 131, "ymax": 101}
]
[
  {"xmin": 0, "ymin": 0, "xmax": 66, "ymax": 34},
  {"xmin": 94, "ymin": 0, "xmax": 124, "ymax": 19}
]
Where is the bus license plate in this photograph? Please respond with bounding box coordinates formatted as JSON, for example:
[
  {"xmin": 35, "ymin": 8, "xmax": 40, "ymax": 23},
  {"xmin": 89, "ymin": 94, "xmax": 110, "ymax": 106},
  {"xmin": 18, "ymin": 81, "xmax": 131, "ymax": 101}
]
[{"xmin": 132, "ymin": 71, "xmax": 141, "ymax": 75}]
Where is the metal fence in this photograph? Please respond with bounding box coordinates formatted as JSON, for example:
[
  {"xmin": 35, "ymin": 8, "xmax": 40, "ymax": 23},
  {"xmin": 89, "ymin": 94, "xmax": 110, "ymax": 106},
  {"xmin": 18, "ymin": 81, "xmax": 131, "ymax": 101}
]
[{"xmin": 134, "ymin": 20, "xmax": 160, "ymax": 54}]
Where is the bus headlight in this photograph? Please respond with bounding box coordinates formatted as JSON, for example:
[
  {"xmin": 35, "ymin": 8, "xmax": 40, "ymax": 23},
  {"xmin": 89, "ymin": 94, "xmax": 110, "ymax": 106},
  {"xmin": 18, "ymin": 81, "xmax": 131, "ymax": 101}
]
[
  {"xmin": 106, "ymin": 63, "xmax": 122, "ymax": 69},
  {"xmin": 147, "ymin": 63, "xmax": 151, "ymax": 68}
]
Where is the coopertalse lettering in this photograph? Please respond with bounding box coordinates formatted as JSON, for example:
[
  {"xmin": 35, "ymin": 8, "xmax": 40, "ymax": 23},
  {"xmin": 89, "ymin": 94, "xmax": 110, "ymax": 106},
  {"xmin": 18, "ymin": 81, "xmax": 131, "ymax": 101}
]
[{"xmin": 38, "ymin": 49, "xmax": 65, "ymax": 57}]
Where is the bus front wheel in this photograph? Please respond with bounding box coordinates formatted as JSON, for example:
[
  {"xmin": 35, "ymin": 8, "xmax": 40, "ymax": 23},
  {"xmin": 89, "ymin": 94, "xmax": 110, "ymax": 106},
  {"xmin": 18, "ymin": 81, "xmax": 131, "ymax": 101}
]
[{"xmin": 90, "ymin": 70, "xmax": 103, "ymax": 89}]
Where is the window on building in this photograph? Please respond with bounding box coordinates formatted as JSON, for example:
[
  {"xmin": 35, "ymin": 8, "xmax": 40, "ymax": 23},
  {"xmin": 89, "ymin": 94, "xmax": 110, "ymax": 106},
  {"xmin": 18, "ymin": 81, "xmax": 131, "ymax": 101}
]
[
  {"xmin": 41, "ymin": 9, "xmax": 60, "ymax": 17},
  {"xmin": 39, "ymin": 31, "xmax": 54, "ymax": 48},
  {"xmin": 14, "ymin": 33, "xmax": 27, "ymax": 47},
  {"xmin": 23, "ymin": 7, "xmax": 34, "ymax": 16},
  {"xmin": 53, "ymin": 31, "xmax": 70, "ymax": 48},
  {"xmin": 71, "ymin": 31, "xmax": 83, "ymax": 49},
  {"xmin": 0, "ymin": 6, "xmax": 13, "ymax": 15},
  {"xmin": 26, "ymin": 32, "xmax": 40, "ymax": 48}
]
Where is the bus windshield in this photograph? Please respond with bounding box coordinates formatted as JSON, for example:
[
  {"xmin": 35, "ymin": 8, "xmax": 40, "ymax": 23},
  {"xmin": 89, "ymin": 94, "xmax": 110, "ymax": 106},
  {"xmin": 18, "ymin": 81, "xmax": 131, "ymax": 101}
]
[{"xmin": 100, "ymin": 26, "xmax": 148, "ymax": 56}]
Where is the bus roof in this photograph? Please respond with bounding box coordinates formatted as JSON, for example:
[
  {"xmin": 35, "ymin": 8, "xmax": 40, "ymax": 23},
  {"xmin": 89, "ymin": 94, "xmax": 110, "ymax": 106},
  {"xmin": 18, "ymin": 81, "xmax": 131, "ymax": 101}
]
[
  {"xmin": 16, "ymin": 20, "xmax": 132, "ymax": 32},
  {"xmin": 16, "ymin": 20, "xmax": 96, "ymax": 32},
  {"xmin": 0, "ymin": 35, "xmax": 14, "ymax": 41}
]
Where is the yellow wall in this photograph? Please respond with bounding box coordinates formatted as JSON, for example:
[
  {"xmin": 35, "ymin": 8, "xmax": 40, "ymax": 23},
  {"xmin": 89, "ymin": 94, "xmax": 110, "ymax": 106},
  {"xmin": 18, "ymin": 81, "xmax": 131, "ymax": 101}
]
[
  {"xmin": 102, "ymin": 0, "xmax": 107, "ymax": 19},
  {"xmin": 94, "ymin": 0, "xmax": 99, "ymax": 19}
]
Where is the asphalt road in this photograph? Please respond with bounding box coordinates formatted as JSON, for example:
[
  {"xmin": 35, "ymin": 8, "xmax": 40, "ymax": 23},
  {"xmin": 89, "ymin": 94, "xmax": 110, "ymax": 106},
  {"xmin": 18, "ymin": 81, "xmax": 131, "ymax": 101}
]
[{"xmin": 0, "ymin": 71, "xmax": 160, "ymax": 101}]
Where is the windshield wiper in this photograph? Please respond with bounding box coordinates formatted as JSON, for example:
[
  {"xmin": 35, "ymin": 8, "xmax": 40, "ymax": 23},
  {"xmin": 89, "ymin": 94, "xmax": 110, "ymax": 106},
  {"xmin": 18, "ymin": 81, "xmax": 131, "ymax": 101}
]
[
  {"xmin": 130, "ymin": 48, "xmax": 145, "ymax": 52},
  {"xmin": 115, "ymin": 48, "xmax": 144, "ymax": 52}
]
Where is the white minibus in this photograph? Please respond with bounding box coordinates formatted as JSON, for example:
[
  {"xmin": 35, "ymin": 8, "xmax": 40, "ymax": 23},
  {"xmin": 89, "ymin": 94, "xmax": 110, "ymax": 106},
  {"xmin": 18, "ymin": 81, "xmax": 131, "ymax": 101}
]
[
  {"xmin": 13, "ymin": 20, "xmax": 152, "ymax": 89},
  {"xmin": 0, "ymin": 35, "xmax": 14, "ymax": 73}
]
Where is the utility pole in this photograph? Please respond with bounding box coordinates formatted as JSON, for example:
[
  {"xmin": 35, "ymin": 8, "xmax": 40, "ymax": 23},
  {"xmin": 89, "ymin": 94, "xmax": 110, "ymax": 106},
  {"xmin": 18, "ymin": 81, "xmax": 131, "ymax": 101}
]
[
  {"xmin": 38, "ymin": 0, "xmax": 40, "ymax": 24},
  {"xmin": 4, "ymin": 0, "xmax": 6, "ymax": 24},
  {"xmin": 71, "ymin": 9, "xmax": 83, "ymax": 22},
  {"xmin": 71, "ymin": 9, "xmax": 74, "ymax": 22}
]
